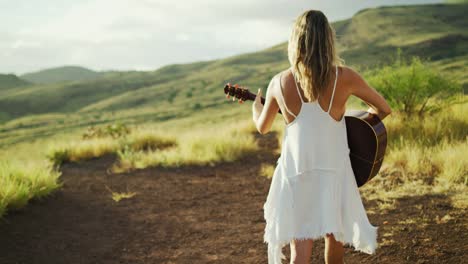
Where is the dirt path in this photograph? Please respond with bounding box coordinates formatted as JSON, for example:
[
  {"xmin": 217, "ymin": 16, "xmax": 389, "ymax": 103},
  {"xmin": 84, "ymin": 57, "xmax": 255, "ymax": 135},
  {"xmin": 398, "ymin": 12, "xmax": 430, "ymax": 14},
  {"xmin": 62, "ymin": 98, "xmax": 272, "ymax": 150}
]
[{"xmin": 0, "ymin": 133, "xmax": 466, "ymax": 263}]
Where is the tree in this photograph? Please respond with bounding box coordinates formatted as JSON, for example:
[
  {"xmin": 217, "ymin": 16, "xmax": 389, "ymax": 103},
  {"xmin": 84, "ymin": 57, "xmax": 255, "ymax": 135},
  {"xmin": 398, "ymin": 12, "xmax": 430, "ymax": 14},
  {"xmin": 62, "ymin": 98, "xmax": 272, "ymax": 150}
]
[{"xmin": 368, "ymin": 50, "xmax": 462, "ymax": 117}]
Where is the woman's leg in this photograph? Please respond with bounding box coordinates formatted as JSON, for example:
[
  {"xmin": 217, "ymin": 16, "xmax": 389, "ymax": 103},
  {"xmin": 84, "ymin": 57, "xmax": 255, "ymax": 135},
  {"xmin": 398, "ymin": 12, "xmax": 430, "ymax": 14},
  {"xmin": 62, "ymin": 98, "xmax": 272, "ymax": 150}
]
[
  {"xmin": 324, "ymin": 233, "xmax": 344, "ymax": 264},
  {"xmin": 290, "ymin": 239, "xmax": 313, "ymax": 264}
]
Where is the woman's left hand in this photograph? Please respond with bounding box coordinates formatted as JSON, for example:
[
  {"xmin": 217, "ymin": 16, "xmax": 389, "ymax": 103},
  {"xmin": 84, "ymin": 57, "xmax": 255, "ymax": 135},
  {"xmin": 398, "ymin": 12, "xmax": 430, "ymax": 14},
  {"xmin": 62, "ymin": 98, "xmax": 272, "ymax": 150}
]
[{"xmin": 252, "ymin": 88, "xmax": 263, "ymax": 122}]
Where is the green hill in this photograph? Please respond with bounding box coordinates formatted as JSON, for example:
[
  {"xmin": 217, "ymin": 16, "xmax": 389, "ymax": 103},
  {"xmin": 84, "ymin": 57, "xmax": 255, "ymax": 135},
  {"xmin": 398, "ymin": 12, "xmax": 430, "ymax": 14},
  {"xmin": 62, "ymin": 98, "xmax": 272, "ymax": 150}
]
[
  {"xmin": 0, "ymin": 3, "xmax": 466, "ymax": 143},
  {"xmin": 20, "ymin": 66, "xmax": 102, "ymax": 84},
  {"xmin": 0, "ymin": 74, "xmax": 29, "ymax": 90}
]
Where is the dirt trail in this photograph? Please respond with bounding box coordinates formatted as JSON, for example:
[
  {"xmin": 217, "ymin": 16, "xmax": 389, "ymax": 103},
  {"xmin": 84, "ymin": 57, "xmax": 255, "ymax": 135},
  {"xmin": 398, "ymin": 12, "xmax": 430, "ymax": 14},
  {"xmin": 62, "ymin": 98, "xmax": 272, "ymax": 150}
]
[{"xmin": 0, "ymin": 133, "xmax": 466, "ymax": 264}]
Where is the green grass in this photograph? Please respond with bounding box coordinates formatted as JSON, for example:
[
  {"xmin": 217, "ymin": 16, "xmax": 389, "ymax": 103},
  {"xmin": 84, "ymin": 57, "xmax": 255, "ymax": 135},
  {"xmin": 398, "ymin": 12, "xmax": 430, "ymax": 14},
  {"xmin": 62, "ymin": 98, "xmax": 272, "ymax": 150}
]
[{"xmin": 0, "ymin": 160, "xmax": 61, "ymax": 217}]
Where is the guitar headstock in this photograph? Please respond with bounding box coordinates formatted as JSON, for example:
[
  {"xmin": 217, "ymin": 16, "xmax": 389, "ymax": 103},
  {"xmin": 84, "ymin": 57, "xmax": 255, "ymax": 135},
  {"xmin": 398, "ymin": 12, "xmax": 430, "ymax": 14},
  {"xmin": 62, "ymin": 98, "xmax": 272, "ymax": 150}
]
[
  {"xmin": 222, "ymin": 83, "xmax": 280, "ymax": 114},
  {"xmin": 223, "ymin": 83, "xmax": 254, "ymax": 103}
]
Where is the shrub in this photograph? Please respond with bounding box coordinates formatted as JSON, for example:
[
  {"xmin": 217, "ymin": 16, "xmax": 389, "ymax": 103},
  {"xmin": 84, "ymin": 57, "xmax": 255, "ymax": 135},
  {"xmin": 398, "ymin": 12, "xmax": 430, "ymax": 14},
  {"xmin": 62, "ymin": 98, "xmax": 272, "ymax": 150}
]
[
  {"xmin": 192, "ymin": 103, "xmax": 202, "ymax": 110},
  {"xmin": 368, "ymin": 50, "xmax": 462, "ymax": 117},
  {"xmin": 82, "ymin": 122, "xmax": 131, "ymax": 139},
  {"xmin": 167, "ymin": 90, "xmax": 178, "ymax": 103},
  {"xmin": 46, "ymin": 148, "xmax": 71, "ymax": 167}
]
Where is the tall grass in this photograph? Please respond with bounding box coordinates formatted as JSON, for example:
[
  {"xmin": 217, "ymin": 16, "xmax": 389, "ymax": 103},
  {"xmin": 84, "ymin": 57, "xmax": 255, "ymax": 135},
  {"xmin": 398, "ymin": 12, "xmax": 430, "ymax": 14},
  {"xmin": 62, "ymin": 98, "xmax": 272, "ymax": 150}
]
[
  {"xmin": 383, "ymin": 97, "xmax": 467, "ymax": 184},
  {"xmin": 45, "ymin": 120, "xmax": 259, "ymax": 173},
  {"xmin": 384, "ymin": 140, "xmax": 467, "ymax": 184},
  {"xmin": 112, "ymin": 121, "xmax": 259, "ymax": 172},
  {"xmin": 47, "ymin": 127, "xmax": 177, "ymax": 166},
  {"xmin": 385, "ymin": 96, "xmax": 467, "ymax": 147},
  {"xmin": 356, "ymin": 97, "xmax": 468, "ymax": 209},
  {"xmin": 48, "ymin": 137, "xmax": 120, "ymax": 166},
  {"xmin": 0, "ymin": 160, "xmax": 61, "ymax": 217}
]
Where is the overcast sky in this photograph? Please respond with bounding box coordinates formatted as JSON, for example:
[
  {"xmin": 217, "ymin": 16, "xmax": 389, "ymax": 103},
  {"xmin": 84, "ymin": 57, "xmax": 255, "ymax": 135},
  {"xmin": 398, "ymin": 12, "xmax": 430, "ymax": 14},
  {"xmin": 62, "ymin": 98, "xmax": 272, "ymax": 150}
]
[{"xmin": 0, "ymin": 0, "xmax": 442, "ymax": 74}]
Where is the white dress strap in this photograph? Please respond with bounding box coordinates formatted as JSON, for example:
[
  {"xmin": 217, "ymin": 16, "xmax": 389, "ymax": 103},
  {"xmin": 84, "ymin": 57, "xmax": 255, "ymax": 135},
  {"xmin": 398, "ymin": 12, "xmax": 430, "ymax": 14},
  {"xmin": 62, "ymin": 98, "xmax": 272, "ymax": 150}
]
[
  {"xmin": 291, "ymin": 69, "xmax": 305, "ymax": 103},
  {"xmin": 278, "ymin": 73, "xmax": 297, "ymax": 118},
  {"xmin": 327, "ymin": 65, "xmax": 339, "ymax": 113}
]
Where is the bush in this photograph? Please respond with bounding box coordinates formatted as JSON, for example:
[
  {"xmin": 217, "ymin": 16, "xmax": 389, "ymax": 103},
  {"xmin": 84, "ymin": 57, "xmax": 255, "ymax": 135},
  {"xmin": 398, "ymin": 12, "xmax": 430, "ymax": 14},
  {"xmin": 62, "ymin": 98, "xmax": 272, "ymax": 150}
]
[
  {"xmin": 368, "ymin": 50, "xmax": 462, "ymax": 117},
  {"xmin": 47, "ymin": 148, "xmax": 71, "ymax": 167},
  {"xmin": 167, "ymin": 90, "xmax": 178, "ymax": 103},
  {"xmin": 82, "ymin": 122, "xmax": 131, "ymax": 139}
]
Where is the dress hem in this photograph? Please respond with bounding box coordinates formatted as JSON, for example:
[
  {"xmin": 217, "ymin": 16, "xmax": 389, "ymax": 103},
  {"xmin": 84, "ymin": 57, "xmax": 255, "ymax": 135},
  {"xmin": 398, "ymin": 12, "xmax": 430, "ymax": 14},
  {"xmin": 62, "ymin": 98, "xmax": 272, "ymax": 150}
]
[{"xmin": 263, "ymin": 226, "xmax": 379, "ymax": 263}]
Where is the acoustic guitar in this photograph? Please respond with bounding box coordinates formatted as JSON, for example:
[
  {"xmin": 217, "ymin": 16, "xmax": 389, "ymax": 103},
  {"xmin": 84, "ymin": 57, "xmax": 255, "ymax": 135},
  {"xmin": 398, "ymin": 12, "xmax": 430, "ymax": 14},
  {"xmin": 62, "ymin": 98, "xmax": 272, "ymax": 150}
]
[{"xmin": 223, "ymin": 83, "xmax": 387, "ymax": 187}]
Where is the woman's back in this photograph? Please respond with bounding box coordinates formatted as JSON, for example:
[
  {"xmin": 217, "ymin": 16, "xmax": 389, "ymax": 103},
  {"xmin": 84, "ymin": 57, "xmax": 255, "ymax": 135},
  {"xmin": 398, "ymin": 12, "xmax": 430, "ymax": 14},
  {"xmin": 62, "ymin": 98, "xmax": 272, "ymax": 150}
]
[
  {"xmin": 275, "ymin": 64, "xmax": 349, "ymax": 174},
  {"xmin": 276, "ymin": 65, "xmax": 348, "ymax": 125}
]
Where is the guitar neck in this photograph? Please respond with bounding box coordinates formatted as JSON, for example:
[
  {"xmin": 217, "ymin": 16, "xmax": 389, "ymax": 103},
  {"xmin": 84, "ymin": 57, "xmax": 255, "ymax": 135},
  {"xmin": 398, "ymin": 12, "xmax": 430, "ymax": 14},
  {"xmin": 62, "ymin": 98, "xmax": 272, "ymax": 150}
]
[{"xmin": 223, "ymin": 84, "xmax": 281, "ymax": 113}]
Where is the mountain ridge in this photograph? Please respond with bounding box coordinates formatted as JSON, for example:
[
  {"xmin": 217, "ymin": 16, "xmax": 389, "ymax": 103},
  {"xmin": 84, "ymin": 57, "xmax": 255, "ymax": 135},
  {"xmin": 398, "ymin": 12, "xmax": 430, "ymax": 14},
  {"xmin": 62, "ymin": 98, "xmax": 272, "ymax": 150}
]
[
  {"xmin": 0, "ymin": 3, "xmax": 466, "ymax": 123},
  {"xmin": 20, "ymin": 66, "xmax": 103, "ymax": 84}
]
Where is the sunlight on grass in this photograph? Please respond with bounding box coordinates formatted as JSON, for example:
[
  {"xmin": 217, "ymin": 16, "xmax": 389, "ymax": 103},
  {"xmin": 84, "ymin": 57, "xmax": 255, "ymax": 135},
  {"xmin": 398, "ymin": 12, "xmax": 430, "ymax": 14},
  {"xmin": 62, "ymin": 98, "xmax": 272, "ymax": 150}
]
[
  {"xmin": 386, "ymin": 96, "xmax": 467, "ymax": 146},
  {"xmin": 105, "ymin": 186, "xmax": 136, "ymax": 202},
  {"xmin": 48, "ymin": 137, "xmax": 120, "ymax": 166},
  {"xmin": 259, "ymin": 163, "xmax": 276, "ymax": 179},
  {"xmin": 0, "ymin": 160, "xmax": 61, "ymax": 217},
  {"xmin": 357, "ymin": 99, "xmax": 468, "ymax": 209},
  {"xmin": 47, "ymin": 128, "xmax": 177, "ymax": 167},
  {"xmin": 112, "ymin": 120, "xmax": 259, "ymax": 172},
  {"xmin": 126, "ymin": 129, "xmax": 177, "ymax": 152}
]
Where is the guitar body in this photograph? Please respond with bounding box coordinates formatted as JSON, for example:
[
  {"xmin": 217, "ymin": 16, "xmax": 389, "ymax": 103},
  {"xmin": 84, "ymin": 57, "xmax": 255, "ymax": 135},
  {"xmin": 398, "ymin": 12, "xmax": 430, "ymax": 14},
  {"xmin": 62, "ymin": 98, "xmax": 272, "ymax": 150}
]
[
  {"xmin": 223, "ymin": 84, "xmax": 387, "ymax": 187},
  {"xmin": 344, "ymin": 110, "xmax": 387, "ymax": 187}
]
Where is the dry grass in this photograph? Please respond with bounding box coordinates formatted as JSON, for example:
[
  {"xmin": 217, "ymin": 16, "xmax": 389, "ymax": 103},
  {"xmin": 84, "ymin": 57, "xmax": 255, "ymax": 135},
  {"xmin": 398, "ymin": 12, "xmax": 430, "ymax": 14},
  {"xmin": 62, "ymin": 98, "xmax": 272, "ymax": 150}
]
[
  {"xmin": 259, "ymin": 163, "xmax": 276, "ymax": 179},
  {"xmin": 112, "ymin": 120, "xmax": 259, "ymax": 172},
  {"xmin": 0, "ymin": 160, "xmax": 61, "ymax": 217},
  {"xmin": 359, "ymin": 98, "xmax": 468, "ymax": 209},
  {"xmin": 47, "ymin": 128, "xmax": 177, "ymax": 167},
  {"xmin": 105, "ymin": 186, "xmax": 137, "ymax": 202}
]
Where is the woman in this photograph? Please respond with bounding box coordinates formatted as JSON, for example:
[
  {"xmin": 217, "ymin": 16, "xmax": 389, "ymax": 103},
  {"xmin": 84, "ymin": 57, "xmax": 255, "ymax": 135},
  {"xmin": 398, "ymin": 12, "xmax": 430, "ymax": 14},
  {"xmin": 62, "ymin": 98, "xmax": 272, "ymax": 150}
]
[{"xmin": 252, "ymin": 10, "xmax": 392, "ymax": 264}]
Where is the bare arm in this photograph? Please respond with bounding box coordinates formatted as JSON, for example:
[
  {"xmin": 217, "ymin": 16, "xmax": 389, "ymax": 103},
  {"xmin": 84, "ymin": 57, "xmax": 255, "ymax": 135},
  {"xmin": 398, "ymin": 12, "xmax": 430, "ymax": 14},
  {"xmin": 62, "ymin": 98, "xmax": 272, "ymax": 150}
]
[
  {"xmin": 348, "ymin": 67, "xmax": 392, "ymax": 120},
  {"xmin": 252, "ymin": 75, "xmax": 280, "ymax": 134}
]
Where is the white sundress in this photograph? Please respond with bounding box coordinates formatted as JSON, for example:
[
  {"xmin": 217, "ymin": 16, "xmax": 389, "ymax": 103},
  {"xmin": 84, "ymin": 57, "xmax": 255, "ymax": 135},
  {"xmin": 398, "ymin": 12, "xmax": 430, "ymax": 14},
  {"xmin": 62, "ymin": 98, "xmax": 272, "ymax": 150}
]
[{"xmin": 263, "ymin": 65, "xmax": 378, "ymax": 263}]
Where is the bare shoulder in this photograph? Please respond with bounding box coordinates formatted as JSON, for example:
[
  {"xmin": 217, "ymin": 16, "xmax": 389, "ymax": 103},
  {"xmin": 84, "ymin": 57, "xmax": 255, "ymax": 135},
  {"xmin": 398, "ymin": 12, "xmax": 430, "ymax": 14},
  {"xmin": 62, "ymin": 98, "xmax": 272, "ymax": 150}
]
[
  {"xmin": 270, "ymin": 69, "xmax": 294, "ymax": 93},
  {"xmin": 338, "ymin": 65, "xmax": 361, "ymax": 83},
  {"xmin": 338, "ymin": 65, "xmax": 367, "ymax": 93}
]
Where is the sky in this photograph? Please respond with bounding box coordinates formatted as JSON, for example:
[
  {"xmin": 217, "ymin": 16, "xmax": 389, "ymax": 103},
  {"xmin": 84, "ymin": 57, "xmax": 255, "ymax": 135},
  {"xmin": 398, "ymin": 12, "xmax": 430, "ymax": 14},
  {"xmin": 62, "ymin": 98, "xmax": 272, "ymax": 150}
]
[{"xmin": 0, "ymin": 0, "xmax": 442, "ymax": 74}]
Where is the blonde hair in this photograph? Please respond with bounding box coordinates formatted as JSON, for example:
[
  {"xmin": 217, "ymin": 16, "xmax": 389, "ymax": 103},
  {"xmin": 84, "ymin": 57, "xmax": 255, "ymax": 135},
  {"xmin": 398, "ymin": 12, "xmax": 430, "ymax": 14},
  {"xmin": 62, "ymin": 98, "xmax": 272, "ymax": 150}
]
[{"xmin": 288, "ymin": 10, "xmax": 345, "ymax": 101}]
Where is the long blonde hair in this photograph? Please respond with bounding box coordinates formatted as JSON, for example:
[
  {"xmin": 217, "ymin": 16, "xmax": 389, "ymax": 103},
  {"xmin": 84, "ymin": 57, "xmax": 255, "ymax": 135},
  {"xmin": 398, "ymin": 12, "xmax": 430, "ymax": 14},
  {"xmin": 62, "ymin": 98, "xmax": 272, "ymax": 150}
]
[{"xmin": 288, "ymin": 10, "xmax": 345, "ymax": 101}]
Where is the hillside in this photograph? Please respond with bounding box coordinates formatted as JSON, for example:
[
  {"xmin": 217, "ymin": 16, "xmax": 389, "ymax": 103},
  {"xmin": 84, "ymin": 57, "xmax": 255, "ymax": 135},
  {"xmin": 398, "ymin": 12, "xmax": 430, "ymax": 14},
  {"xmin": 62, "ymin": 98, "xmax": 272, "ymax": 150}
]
[
  {"xmin": 0, "ymin": 3, "xmax": 466, "ymax": 144},
  {"xmin": 20, "ymin": 66, "xmax": 102, "ymax": 84},
  {"xmin": 333, "ymin": 4, "xmax": 467, "ymax": 67},
  {"xmin": 0, "ymin": 74, "xmax": 29, "ymax": 90}
]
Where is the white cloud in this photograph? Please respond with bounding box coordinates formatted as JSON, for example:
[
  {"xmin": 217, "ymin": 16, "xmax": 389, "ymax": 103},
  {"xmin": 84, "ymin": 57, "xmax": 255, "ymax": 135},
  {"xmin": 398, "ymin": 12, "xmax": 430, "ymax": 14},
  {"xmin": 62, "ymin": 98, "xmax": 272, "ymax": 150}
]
[{"xmin": 0, "ymin": 0, "xmax": 442, "ymax": 74}]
